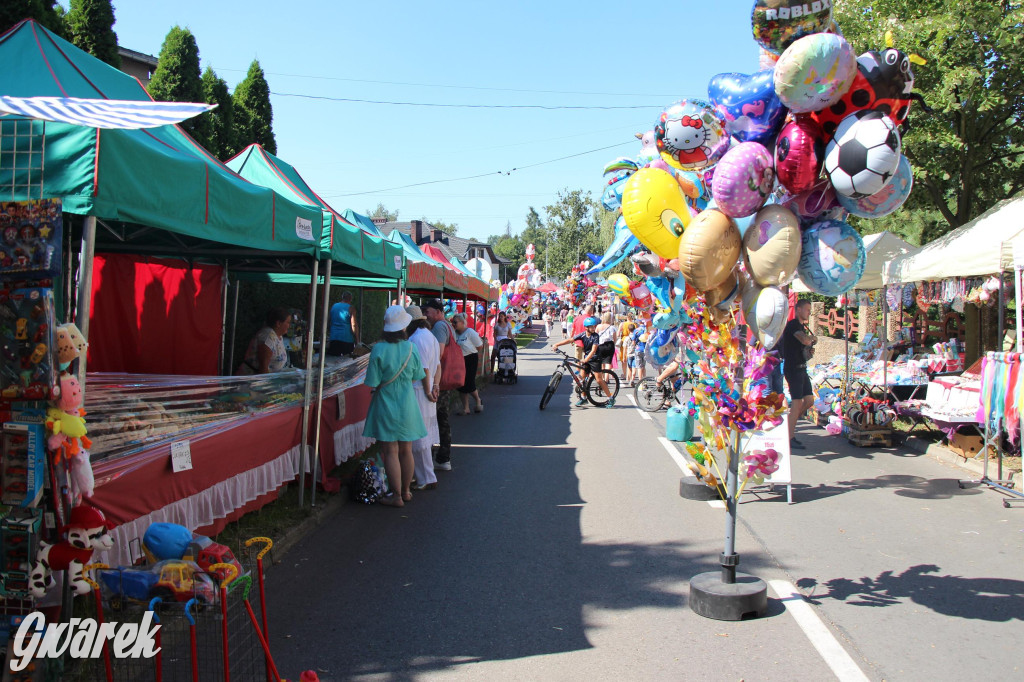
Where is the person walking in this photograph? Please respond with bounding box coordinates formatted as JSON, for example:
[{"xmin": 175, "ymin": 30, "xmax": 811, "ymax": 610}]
[
  {"xmin": 362, "ymin": 305, "xmax": 430, "ymax": 507},
  {"xmin": 453, "ymin": 313, "xmax": 484, "ymax": 415},
  {"xmin": 491, "ymin": 311, "xmax": 514, "ymax": 372},
  {"xmin": 406, "ymin": 306, "xmax": 440, "ymax": 490},
  {"xmin": 542, "ymin": 308, "xmax": 553, "ymax": 337},
  {"xmin": 326, "ymin": 291, "xmax": 359, "ymax": 356},
  {"xmin": 781, "ymin": 299, "xmax": 817, "ymax": 449},
  {"xmin": 595, "ymin": 312, "xmax": 618, "ymax": 372},
  {"xmin": 423, "ymin": 299, "xmax": 455, "ymax": 471}
]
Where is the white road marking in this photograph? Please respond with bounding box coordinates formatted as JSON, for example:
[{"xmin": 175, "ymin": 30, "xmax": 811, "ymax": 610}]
[
  {"xmin": 658, "ymin": 436, "xmax": 690, "ymax": 472},
  {"xmin": 768, "ymin": 580, "xmax": 871, "ymax": 682},
  {"xmin": 626, "ymin": 394, "xmax": 652, "ymax": 420},
  {"xmin": 707, "ymin": 500, "xmax": 726, "ymax": 508}
]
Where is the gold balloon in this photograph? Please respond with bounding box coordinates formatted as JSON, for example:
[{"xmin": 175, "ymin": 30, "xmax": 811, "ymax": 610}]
[
  {"xmin": 743, "ymin": 204, "xmax": 802, "ymax": 287},
  {"xmin": 705, "ymin": 271, "xmax": 739, "ymax": 309},
  {"xmin": 678, "ymin": 209, "xmax": 741, "ymax": 291}
]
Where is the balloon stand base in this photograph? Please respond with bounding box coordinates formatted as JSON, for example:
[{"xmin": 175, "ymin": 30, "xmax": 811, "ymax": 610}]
[{"xmin": 689, "ymin": 571, "xmax": 768, "ymax": 621}]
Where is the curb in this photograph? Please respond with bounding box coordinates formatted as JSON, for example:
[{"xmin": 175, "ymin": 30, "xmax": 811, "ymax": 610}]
[
  {"xmin": 905, "ymin": 437, "xmax": 1022, "ymax": 490},
  {"xmin": 270, "ymin": 488, "xmax": 348, "ymax": 564}
]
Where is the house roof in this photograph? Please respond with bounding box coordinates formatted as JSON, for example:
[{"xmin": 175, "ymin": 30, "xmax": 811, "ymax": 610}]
[
  {"xmin": 378, "ymin": 220, "xmax": 510, "ymax": 264},
  {"xmin": 117, "ymin": 46, "xmax": 158, "ymax": 68}
]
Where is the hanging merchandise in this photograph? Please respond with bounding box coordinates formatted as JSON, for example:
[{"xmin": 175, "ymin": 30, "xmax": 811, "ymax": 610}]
[{"xmin": 0, "ymin": 199, "xmax": 63, "ymax": 279}]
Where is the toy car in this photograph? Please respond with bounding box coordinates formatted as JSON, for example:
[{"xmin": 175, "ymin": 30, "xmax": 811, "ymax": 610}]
[
  {"xmin": 99, "ymin": 559, "xmax": 216, "ymax": 610},
  {"xmin": 184, "ymin": 536, "xmax": 244, "ymax": 583}
]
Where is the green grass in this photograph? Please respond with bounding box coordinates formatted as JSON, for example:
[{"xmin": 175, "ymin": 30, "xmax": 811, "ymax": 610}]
[{"xmin": 516, "ymin": 334, "xmax": 538, "ymax": 348}]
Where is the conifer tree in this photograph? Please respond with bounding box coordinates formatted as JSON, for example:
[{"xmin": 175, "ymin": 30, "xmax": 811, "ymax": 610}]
[
  {"xmin": 65, "ymin": 0, "xmax": 120, "ymax": 67},
  {"xmin": 148, "ymin": 26, "xmax": 212, "ymax": 150},
  {"xmin": 201, "ymin": 67, "xmax": 237, "ymax": 160},
  {"xmin": 232, "ymin": 59, "xmax": 276, "ymax": 154}
]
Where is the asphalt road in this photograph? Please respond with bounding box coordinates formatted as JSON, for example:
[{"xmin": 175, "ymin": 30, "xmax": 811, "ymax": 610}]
[{"xmin": 266, "ymin": 330, "xmax": 1024, "ymax": 681}]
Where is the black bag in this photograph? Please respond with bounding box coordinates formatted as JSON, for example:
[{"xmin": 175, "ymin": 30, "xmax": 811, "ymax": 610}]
[{"xmin": 354, "ymin": 457, "xmax": 387, "ymax": 504}]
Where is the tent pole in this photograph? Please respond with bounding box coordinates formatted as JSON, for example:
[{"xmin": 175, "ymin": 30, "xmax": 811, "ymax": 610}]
[
  {"xmin": 310, "ymin": 259, "xmax": 333, "ymax": 508},
  {"xmin": 358, "ymin": 287, "xmax": 364, "ymax": 346},
  {"xmin": 844, "ymin": 307, "xmax": 850, "ymax": 397},
  {"xmin": 76, "ymin": 215, "xmax": 97, "ymax": 391},
  {"xmin": 227, "ymin": 280, "xmax": 240, "ymax": 375},
  {"xmin": 219, "ymin": 261, "xmax": 229, "ymax": 375},
  {"xmin": 882, "ymin": 296, "xmax": 888, "ymax": 393},
  {"xmin": 1016, "ymin": 264, "xmax": 1023, "ymax": 353},
  {"xmin": 298, "ymin": 257, "xmax": 320, "ymax": 508},
  {"xmin": 998, "ymin": 274, "xmax": 1005, "ymax": 351}
]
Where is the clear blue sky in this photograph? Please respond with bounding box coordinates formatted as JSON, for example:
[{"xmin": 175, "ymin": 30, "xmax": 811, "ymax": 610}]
[{"xmin": 107, "ymin": 0, "xmax": 761, "ymax": 242}]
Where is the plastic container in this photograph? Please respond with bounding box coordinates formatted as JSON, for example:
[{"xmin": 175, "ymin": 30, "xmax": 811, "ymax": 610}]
[{"xmin": 666, "ymin": 406, "xmax": 694, "ymax": 442}]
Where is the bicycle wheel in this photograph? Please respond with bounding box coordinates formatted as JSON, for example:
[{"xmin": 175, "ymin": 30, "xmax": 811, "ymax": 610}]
[
  {"xmin": 585, "ymin": 370, "xmax": 620, "ymax": 407},
  {"xmin": 539, "ymin": 370, "xmax": 563, "ymax": 410},
  {"xmin": 634, "ymin": 377, "xmax": 667, "ymax": 412}
]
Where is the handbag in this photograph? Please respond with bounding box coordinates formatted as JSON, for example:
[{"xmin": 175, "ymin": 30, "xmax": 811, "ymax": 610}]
[{"xmin": 438, "ymin": 321, "xmax": 466, "ymax": 391}]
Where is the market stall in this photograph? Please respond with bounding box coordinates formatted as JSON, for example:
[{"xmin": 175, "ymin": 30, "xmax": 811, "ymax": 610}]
[{"xmin": 0, "ymin": 21, "xmax": 394, "ymax": 568}]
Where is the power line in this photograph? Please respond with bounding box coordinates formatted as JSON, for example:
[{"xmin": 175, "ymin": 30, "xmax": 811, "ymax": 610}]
[
  {"xmin": 322, "ymin": 141, "xmax": 634, "ymax": 197},
  {"xmin": 270, "ymin": 91, "xmax": 662, "ymax": 110},
  {"xmin": 213, "ymin": 66, "xmax": 674, "ymax": 98}
]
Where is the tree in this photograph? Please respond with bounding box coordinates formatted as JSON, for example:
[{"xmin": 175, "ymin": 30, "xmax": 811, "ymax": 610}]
[
  {"xmin": 543, "ymin": 189, "xmax": 602, "ymax": 279},
  {"xmin": 1, "ymin": 1, "xmax": 65, "ymax": 36},
  {"xmin": 201, "ymin": 67, "xmax": 237, "ymax": 160},
  {"xmin": 233, "ymin": 59, "xmax": 276, "ymax": 154},
  {"xmin": 836, "ymin": 0, "xmax": 1024, "ymax": 243},
  {"xmin": 366, "ymin": 203, "xmax": 399, "ymax": 221},
  {"xmin": 65, "ymin": 0, "xmax": 119, "ymax": 67},
  {"xmin": 148, "ymin": 26, "xmax": 212, "ymax": 150},
  {"xmin": 422, "ymin": 217, "xmax": 459, "ymax": 235}
]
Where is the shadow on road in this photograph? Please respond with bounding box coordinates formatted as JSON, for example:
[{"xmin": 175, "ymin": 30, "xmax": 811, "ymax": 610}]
[
  {"xmin": 750, "ymin": 475, "xmax": 984, "ymax": 505},
  {"xmin": 796, "ymin": 564, "xmax": 1024, "ymax": 622}
]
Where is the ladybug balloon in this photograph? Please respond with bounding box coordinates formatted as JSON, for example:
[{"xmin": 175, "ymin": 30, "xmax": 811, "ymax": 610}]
[{"xmin": 811, "ymin": 31, "xmax": 928, "ymax": 140}]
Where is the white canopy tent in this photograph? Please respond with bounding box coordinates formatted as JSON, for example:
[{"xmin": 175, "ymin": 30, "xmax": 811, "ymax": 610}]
[
  {"xmin": 792, "ymin": 231, "xmax": 919, "ymax": 293},
  {"xmin": 881, "ymin": 195, "xmax": 1024, "ymax": 285}
]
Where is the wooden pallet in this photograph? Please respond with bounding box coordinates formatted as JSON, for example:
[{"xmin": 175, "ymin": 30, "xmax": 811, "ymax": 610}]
[{"xmin": 847, "ymin": 426, "xmax": 893, "ymax": 448}]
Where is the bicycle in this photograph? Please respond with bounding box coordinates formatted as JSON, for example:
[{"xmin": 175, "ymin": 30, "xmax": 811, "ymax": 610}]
[
  {"xmin": 540, "ymin": 349, "xmax": 621, "ymax": 410},
  {"xmin": 633, "ymin": 363, "xmax": 698, "ymax": 412}
]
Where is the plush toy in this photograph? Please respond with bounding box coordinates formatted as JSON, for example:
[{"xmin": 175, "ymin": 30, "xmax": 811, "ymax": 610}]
[
  {"xmin": 69, "ymin": 451, "xmax": 95, "ymax": 498},
  {"xmin": 53, "ymin": 323, "xmax": 84, "ymax": 370},
  {"xmin": 30, "ymin": 505, "xmax": 114, "ymax": 598},
  {"xmin": 46, "ymin": 374, "xmax": 92, "ymax": 462}
]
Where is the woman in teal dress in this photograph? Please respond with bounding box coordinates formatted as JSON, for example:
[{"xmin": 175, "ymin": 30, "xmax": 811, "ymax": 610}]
[{"xmin": 363, "ymin": 305, "xmax": 431, "ymax": 507}]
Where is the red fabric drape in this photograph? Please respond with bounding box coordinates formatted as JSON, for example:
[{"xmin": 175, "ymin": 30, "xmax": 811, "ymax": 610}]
[{"xmin": 88, "ymin": 253, "xmax": 224, "ymax": 375}]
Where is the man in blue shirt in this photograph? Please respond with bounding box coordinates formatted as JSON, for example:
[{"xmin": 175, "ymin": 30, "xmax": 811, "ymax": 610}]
[{"xmin": 327, "ymin": 291, "xmax": 360, "ymax": 356}]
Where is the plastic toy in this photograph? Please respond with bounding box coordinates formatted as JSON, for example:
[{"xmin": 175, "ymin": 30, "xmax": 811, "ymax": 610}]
[
  {"xmin": 29, "ymin": 505, "xmax": 114, "ymax": 598},
  {"xmin": 46, "ymin": 373, "xmax": 92, "ymax": 462},
  {"xmin": 141, "ymin": 522, "xmax": 244, "ymax": 584},
  {"xmin": 0, "ymin": 199, "xmax": 62, "ymax": 278},
  {"xmin": 98, "ymin": 559, "xmax": 217, "ymax": 609}
]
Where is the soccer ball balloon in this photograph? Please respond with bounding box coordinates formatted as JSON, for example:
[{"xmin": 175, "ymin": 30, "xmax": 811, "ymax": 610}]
[{"xmin": 823, "ymin": 110, "xmax": 901, "ymax": 199}]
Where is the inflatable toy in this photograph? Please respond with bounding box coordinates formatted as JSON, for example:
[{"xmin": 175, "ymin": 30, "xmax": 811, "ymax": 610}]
[
  {"xmin": 824, "ymin": 109, "xmax": 901, "ymax": 198},
  {"xmin": 621, "ymin": 167, "xmax": 692, "ymax": 259},
  {"xmin": 606, "ymin": 273, "xmax": 631, "ymax": 298},
  {"xmin": 654, "ymin": 100, "xmax": 729, "ymax": 171},
  {"xmin": 710, "ymin": 142, "xmax": 775, "ymax": 219},
  {"xmin": 774, "ymin": 33, "xmax": 857, "ymax": 113},
  {"xmin": 836, "ymin": 154, "xmax": 912, "ymax": 218},
  {"xmin": 751, "ymin": 0, "xmax": 835, "ymax": 55},
  {"xmin": 743, "ymin": 286, "xmax": 788, "ymax": 349},
  {"xmin": 797, "ymin": 219, "xmax": 867, "ymax": 295},
  {"xmin": 743, "ymin": 204, "xmax": 802, "ymax": 286},
  {"xmin": 677, "ymin": 209, "xmax": 742, "ymax": 292},
  {"xmin": 775, "ymin": 117, "xmax": 826, "ymax": 194},
  {"xmin": 707, "ymin": 70, "xmax": 788, "ymax": 145}
]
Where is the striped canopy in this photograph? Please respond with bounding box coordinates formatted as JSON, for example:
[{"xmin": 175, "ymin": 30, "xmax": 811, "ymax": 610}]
[{"xmin": 0, "ymin": 95, "xmax": 215, "ymax": 129}]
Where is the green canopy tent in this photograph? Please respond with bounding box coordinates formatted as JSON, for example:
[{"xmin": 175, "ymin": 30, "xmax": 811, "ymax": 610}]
[{"xmin": 386, "ymin": 229, "xmax": 447, "ymax": 294}]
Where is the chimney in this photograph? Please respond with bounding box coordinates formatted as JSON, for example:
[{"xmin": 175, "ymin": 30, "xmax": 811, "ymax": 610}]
[
  {"xmin": 409, "ymin": 220, "xmax": 424, "ymax": 244},
  {"xmin": 432, "ymin": 228, "xmax": 444, "ymax": 243}
]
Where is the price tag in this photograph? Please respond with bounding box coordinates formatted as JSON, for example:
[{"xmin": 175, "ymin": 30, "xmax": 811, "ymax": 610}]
[
  {"xmin": 337, "ymin": 392, "xmax": 347, "ymax": 421},
  {"xmin": 394, "ymin": 255, "xmax": 402, "ymax": 271},
  {"xmin": 171, "ymin": 440, "xmax": 193, "ymax": 473}
]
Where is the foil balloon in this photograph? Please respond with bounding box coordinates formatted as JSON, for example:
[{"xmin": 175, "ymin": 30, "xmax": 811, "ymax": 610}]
[
  {"xmin": 620, "ymin": 167, "xmax": 692, "ymax": 259},
  {"xmin": 836, "ymin": 154, "xmax": 913, "ymax": 219},
  {"xmin": 707, "ymin": 70, "xmax": 788, "ymax": 145},
  {"xmin": 783, "ymin": 177, "xmax": 843, "ymax": 221},
  {"xmin": 705, "ymin": 271, "xmax": 740, "ymax": 311},
  {"xmin": 744, "ymin": 286, "xmax": 789, "ymax": 349},
  {"xmin": 606, "ymin": 273, "xmax": 631, "ymax": 298},
  {"xmin": 654, "ymin": 100, "xmax": 729, "ymax": 171},
  {"xmin": 604, "ymin": 157, "xmax": 638, "ymax": 176},
  {"xmin": 811, "ymin": 36, "xmax": 929, "ymax": 139},
  {"xmin": 710, "ymin": 142, "xmax": 775, "ymax": 219},
  {"xmin": 751, "ymin": 0, "xmax": 836, "ymax": 56},
  {"xmin": 636, "ymin": 130, "xmax": 660, "ymax": 166},
  {"xmin": 797, "ymin": 219, "xmax": 867, "ymax": 296},
  {"xmin": 525, "ymin": 243, "xmax": 536, "ymax": 262},
  {"xmin": 824, "ymin": 110, "xmax": 901, "ymax": 199},
  {"xmin": 775, "ymin": 117, "xmax": 826, "ymax": 194},
  {"xmin": 774, "ymin": 33, "xmax": 857, "ymax": 114},
  {"xmin": 647, "ymin": 328, "xmax": 679, "ymax": 367},
  {"xmin": 586, "ymin": 215, "xmax": 642, "ymax": 274},
  {"xmin": 743, "ymin": 204, "xmax": 803, "ymax": 287},
  {"xmin": 601, "ymin": 170, "xmax": 632, "ymax": 211},
  {"xmin": 677, "ymin": 209, "xmax": 742, "ymax": 292}
]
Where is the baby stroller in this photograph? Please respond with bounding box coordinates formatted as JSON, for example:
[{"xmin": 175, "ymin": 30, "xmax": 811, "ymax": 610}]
[{"xmin": 493, "ymin": 338, "xmax": 518, "ymax": 384}]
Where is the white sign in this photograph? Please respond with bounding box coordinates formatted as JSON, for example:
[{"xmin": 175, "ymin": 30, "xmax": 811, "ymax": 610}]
[
  {"xmin": 336, "ymin": 392, "xmax": 347, "ymax": 421},
  {"xmin": 11, "ymin": 612, "xmax": 160, "ymax": 671},
  {"xmin": 740, "ymin": 414, "xmax": 792, "ymax": 485},
  {"xmin": 170, "ymin": 440, "xmax": 193, "ymax": 473},
  {"xmin": 295, "ymin": 216, "xmax": 314, "ymax": 241},
  {"xmin": 394, "ymin": 255, "xmax": 402, "ymax": 271}
]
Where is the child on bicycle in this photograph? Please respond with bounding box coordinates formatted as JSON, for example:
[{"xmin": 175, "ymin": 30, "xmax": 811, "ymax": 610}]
[{"xmin": 551, "ymin": 316, "xmax": 614, "ymax": 408}]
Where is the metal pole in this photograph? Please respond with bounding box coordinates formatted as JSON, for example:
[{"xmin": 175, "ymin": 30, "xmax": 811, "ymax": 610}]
[
  {"xmin": 721, "ymin": 427, "xmax": 741, "ymax": 584},
  {"xmin": 998, "ymin": 275, "xmax": 1005, "ymax": 351},
  {"xmin": 219, "ymin": 262, "xmax": 229, "ymax": 375},
  {"xmin": 297, "ymin": 257, "xmax": 320, "ymax": 508},
  {"xmin": 227, "ymin": 281, "xmax": 240, "ymax": 375},
  {"xmin": 76, "ymin": 215, "xmax": 97, "ymax": 390},
  {"xmin": 882, "ymin": 298, "xmax": 888, "ymax": 392},
  {"xmin": 310, "ymin": 259, "xmax": 333, "ymax": 507},
  {"xmin": 1016, "ymin": 265, "xmax": 1023, "ymax": 353},
  {"xmin": 358, "ymin": 287, "xmax": 364, "ymax": 346}
]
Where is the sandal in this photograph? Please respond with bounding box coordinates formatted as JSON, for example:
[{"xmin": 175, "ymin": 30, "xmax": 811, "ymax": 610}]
[
  {"xmin": 378, "ymin": 494, "xmax": 404, "ymax": 508},
  {"xmin": 475, "ymin": 403, "xmax": 483, "ymax": 413},
  {"xmin": 402, "ymin": 491, "xmax": 413, "ymax": 502}
]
